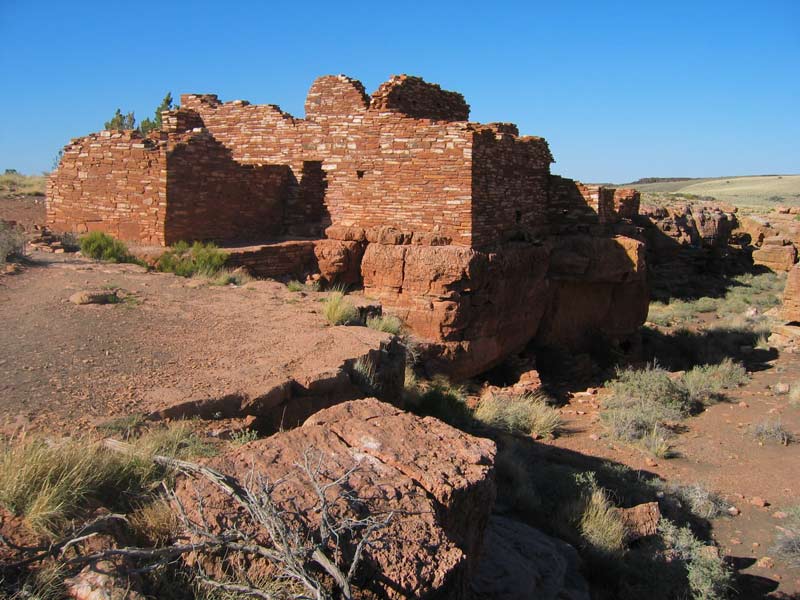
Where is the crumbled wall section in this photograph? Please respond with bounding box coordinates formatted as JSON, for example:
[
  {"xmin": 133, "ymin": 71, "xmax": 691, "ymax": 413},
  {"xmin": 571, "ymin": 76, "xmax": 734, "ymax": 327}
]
[
  {"xmin": 369, "ymin": 74, "xmax": 470, "ymax": 122},
  {"xmin": 46, "ymin": 131, "xmax": 168, "ymax": 245}
]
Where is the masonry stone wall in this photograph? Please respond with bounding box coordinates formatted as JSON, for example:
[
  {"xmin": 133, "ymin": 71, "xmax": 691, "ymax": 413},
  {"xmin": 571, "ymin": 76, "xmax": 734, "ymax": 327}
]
[
  {"xmin": 47, "ymin": 131, "xmax": 168, "ymax": 245},
  {"xmin": 164, "ymin": 133, "xmax": 290, "ymax": 245}
]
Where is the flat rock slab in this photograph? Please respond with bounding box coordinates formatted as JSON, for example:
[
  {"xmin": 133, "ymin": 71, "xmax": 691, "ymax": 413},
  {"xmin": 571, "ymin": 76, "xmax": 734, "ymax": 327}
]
[{"xmin": 0, "ymin": 254, "xmax": 398, "ymax": 433}]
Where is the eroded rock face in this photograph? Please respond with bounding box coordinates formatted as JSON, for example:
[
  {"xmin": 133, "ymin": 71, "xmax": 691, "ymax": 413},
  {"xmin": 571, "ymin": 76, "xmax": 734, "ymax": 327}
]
[
  {"xmin": 638, "ymin": 204, "xmax": 737, "ymax": 250},
  {"xmin": 173, "ymin": 398, "xmax": 497, "ymax": 599},
  {"xmin": 361, "ymin": 235, "xmax": 647, "ymax": 378},
  {"xmin": 470, "ymin": 516, "xmax": 590, "ymax": 600},
  {"xmin": 753, "ymin": 241, "xmax": 798, "ymax": 272},
  {"xmin": 784, "ymin": 264, "xmax": 800, "ymax": 323}
]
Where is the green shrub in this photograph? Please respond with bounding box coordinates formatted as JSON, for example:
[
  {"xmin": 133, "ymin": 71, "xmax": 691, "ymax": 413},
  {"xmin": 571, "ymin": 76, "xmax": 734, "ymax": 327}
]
[
  {"xmin": 609, "ymin": 364, "xmax": 691, "ymax": 415},
  {"xmin": 79, "ymin": 231, "xmax": 138, "ymax": 264},
  {"xmin": 207, "ymin": 268, "xmax": 253, "ymax": 286},
  {"xmin": 659, "ymin": 519, "xmax": 734, "ymax": 599},
  {"xmin": 682, "ymin": 358, "xmax": 748, "ymax": 405},
  {"xmin": 322, "ymin": 291, "xmax": 359, "ymax": 325},
  {"xmin": 475, "ymin": 392, "xmax": 562, "ymax": 438},
  {"xmin": 157, "ymin": 241, "xmax": 228, "ymax": 277},
  {"xmin": 366, "ymin": 314, "xmax": 403, "ymax": 335},
  {"xmin": 287, "ymin": 279, "xmax": 306, "ymax": 292}
]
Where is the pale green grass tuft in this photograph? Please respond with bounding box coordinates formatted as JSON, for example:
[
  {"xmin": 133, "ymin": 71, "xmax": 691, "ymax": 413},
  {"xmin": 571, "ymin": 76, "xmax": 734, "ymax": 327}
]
[
  {"xmin": 323, "ymin": 291, "xmax": 359, "ymax": 325},
  {"xmin": 749, "ymin": 418, "xmax": 793, "ymax": 445},
  {"xmin": 475, "ymin": 392, "xmax": 562, "ymax": 439},
  {"xmin": 366, "ymin": 314, "xmax": 403, "ymax": 335}
]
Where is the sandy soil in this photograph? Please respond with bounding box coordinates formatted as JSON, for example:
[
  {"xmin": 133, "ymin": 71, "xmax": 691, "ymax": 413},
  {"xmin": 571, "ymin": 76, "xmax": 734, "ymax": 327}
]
[
  {"xmin": 548, "ymin": 347, "xmax": 800, "ymax": 597},
  {"xmin": 0, "ymin": 252, "xmax": 390, "ymax": 434}
]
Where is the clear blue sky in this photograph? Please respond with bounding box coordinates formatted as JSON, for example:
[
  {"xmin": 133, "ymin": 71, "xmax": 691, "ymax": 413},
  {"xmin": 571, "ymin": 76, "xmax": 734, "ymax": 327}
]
[{"xmin": 1, "ymin": 0, "xmax": 798, "ymax": 183}]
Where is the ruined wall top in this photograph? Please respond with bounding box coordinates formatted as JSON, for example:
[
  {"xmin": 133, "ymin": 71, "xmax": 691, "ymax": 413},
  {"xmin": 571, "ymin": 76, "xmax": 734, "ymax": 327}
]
[
  {"xmin": 305, "ymin": 75, "xmax": 370, "ymax": 119},
  {"xmin": 369, "ymin": 75, "xmax": 470, "ymax": 121}
]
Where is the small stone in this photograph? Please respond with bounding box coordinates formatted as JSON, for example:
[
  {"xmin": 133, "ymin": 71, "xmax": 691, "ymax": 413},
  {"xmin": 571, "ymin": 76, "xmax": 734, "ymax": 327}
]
[
  {"xmin": 645, "ymin": 457, "xmax": 658, "ymax": 467},
  {"xmin": 730, "ymin": 538, "xmax": 742, "ymax": 545},
  {"xmin": 727, "ymin": 506, "xmax": 740, "ymax": 516},
  {"xmin": 738, "ymin": 401, "xmax": 749, "ymax": 408},
  {"xmin": 772, "ymin": 511, "xmax": 788, "ymax": 519},
  {"xmin": 774, "ymin": 382, "xmax": 790, "ymax": 394},
  {"xmin": 750, "ymin": 497, "xmax": 769, "ymax": 508},
  {"xmin": 586, "ymin": 387, "xmax": 598, "ymax": 395},
  {"xmin": 589, "ymin": 433, "xmax": 600, "ymax": 441}
]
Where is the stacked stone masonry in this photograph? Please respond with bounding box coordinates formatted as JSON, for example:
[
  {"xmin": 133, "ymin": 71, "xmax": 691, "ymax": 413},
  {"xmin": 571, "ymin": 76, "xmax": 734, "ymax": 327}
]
[{"xmin": 47, "ymin": 74, "xmax": 648, "ymax": 377}]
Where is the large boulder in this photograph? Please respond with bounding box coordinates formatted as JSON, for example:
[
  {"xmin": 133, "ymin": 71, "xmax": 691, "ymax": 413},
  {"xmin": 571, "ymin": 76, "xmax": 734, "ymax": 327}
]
[
  {"xmin": 173, "ymin": 399, "xmax": 497, "ymax": 599},
  {"xmin": 470, "ymin": 516, "xmax": 590, "ymax": 600}
]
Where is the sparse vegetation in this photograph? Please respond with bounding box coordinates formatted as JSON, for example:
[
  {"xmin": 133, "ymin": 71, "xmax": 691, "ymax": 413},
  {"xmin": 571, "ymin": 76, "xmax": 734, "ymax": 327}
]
[
  {"xmin": 475, "ymin": 391, "xmax": 562, "ymax": 438},
  {"xmin": 366, "ymin": 314, "xmax": 403, "ymax": 335},
  {"xmin": 0, "ymin": 221, "xmax": 25, "ymax": 263},
  {"xmin": 748, "ymin": 418, "xmax": 793, "ymax": 445},
  {"xmin": 0, "ymin": 423, "xmax": 213, "ymax": 535},
  {"xmin": 658, "ymin": 519, "xmax": 735, "ymax": 599},
  {"xmin": 0, "ymin": 171, "xmax": 46, "ymax": 195},
  {"xmin": 205, "ymin": 267, "xmax": 254, "ymax": 286},
  {"xmin": 322, "ymin": 291, "xmax": 359, "ymax": 325},
  {"xmin": 412, "ymin": 375, "xmax": 472, "ymax": 428},
  {"xmin": 352, "ymin": 356, "xmax": 379, "ymax": 396},
  {"xmin": 772, "ymin": 506, "xmax": 800, "ymax": 568},
  {"xmin": 662, "ymin": 482, "xmax": 729, "ymax": 520},
  {"xmin": 79, "ymin": 231, "xmax": 141, "ymax": 264},
  {"xmin": 157, "ymin": 241, "xmax": 229, "ymax": 277},
  {"xmin": 229, "ymin": 428, "xmax": 259, "ymax": 445},
  {"xmin": 602, "ymin": 361, "xmax": 749, "ymax": 456},
  {"xmin": 287, "ymin": 279, "xmax": 306, "ymax": 292},
  {"xmin": 129, "ymin": 497, "xmax": 181, "ymax": 546}
]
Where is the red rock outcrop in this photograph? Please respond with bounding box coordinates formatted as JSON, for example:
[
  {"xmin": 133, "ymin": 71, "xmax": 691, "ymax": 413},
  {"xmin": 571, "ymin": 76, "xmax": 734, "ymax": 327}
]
[
  {"xmin": 752, "ymin": 237, "xmax": 798, "ymax": 272},
  {"xmin": 784, "ymin": 263, "xmax": 800, "ymax": 323},
  {"xmin": 174, "ymin": 398, "xmax": 497, "ymax": 599}
]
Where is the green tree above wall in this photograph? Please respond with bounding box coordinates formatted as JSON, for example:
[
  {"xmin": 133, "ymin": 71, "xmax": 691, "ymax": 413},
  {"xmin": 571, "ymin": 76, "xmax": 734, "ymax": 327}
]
[
  {"xmin": 104, "ymin": 108, "xmax": 136, "ymax": 131},
  {"xmin": 103, "ymin": 93, "xmax": 176, "ymax": 134},
  {"xmin": 138, "ymin": 92, "xmax": 174, "ymax": 135}
]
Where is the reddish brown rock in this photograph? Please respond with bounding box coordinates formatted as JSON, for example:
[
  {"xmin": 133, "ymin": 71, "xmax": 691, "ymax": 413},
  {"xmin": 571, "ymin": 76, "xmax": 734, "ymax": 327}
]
[
  {"xmin": 753, "ymin": 242, "xmax": 797, "ymax": 271},
  {"xmin": 313, "ymin": 239, "xmax": 364, "ymax": 285},
  {"xmin": 616, "ymin": 502, "xmax": 661, "ymax": 541},
  {"xmin": 174, "ymin": 399, "xmax": 496, "ymax": 599},
  {"xmin": 784, "ymin": 264, "xmax": 800, "ymax": 323}
]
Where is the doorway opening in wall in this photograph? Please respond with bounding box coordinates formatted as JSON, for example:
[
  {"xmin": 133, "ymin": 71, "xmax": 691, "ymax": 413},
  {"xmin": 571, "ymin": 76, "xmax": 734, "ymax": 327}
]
[
  {"xmin": 356, "ymin": 170, "xmax": 365, "ymax": 179},
  {"xmin": 515, "ymin": 210, "xmax": 521, "ymax": 223}
]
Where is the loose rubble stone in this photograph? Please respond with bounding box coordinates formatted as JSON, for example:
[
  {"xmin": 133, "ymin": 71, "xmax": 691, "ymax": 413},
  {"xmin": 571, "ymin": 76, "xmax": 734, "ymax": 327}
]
[{"xmin": 69, "ymin": 290, "xmax": 118, "ymax": 305}]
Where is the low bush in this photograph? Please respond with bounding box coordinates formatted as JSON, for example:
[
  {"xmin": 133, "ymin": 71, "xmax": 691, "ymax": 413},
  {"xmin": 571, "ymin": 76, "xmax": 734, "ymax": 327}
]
[
  {"xmin": 475, "ymin": 392, "xmax": 562, "ymax": 439},
  {"xmin": 659, "ymin": 519, "xmax": 735, "ymax": 599},
  {"xmin": 79, "ymin": 231, "xmax": 139, "ymax": 264},
  {"xmin": 366, "ymin": 314, "xmax": 403, "ymax": 335},
  {"xmin": 749, "ymin": 418, "xmax": 793, "ymax": 445},
  {"xmin": 286, "ymin": 279, "xmax": 306, "ymax": 292},
  {"xmin": 129, "ymin": 497, "xmax": 181, "ymax": 547},
  {"xmin": 322, "ymin": 291, "xmax": 359, "ymax": 325},
  {"xmin": 609, "ymin": 363, "xmax": 691, "ymax": 415},
  {"xmin": 662, "ymin": 482, "xmax": 729, "ymax": 520},
  {"xmin": 157, "ymin": 241, "xmax": 228, "ymax": 277},
  {"xmin": 0, "ymin": 221, "xmax": 25, "ymax": 263},
  {"xmin": 681, "ymin": 358, "xmax": 748, "ymax": 405}
]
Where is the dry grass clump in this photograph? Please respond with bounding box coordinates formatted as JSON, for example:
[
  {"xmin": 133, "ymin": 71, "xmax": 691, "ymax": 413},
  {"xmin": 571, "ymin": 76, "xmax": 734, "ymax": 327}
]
[
  {"xmin": 475, "ymin": 392, "xmax": 562, "ymax": 439},
  {"xmin": 366, "ymin": 314, "xmax": 403, "ymax": 335},
  {"xmin": 748, "ymin": 418, "xmax": 794, "ymax": 446},
  {"xmin": 205, "ymin": 268, "xmax": 254, "ymax": 286},
  {"xmin": 5, "ymin": 563, "xmax": 66, "ymax": 599},
  {"xmin": 0, "ymin": 171, "xmax": 46, "ymax": 195},
  {"xmin": 789, "ymin": 381, "xmax": 800, "ymax": 406},
  {"xmin": 0, "ymin": 424, "xmax": 213, "ymax": 536},
  {"xmin": 0, "ymin": 438, "xmax": 155, "ymax": 535},
  {"xmin": 412, "ymin": 375, "xmax": 472, "ymax": 428},
  {"xmin": 129, "ymin": 497, "xmax": 181, "ymax": 547},
  {"xmin": 661, "ymin": 482, "xmax": 729, "ymax": 520},
  {"xmin": 322, "ymin": 291, "xmax": 359, "ymax": 325}
]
